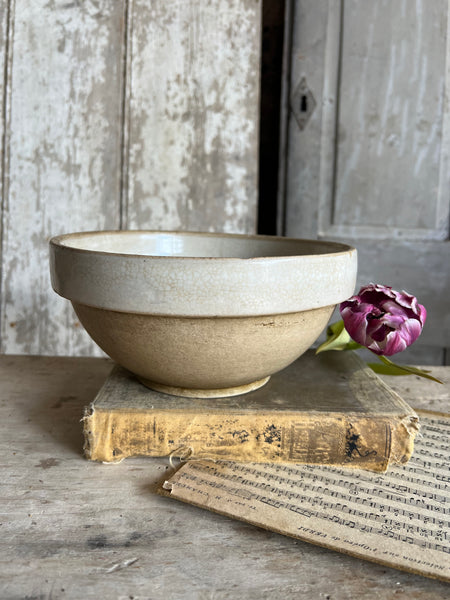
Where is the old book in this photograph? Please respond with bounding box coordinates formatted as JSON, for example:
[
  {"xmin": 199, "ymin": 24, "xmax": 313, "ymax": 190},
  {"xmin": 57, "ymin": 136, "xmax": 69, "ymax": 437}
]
[
  {"xmin": 83, "ymin": 350, "xmax": 419, "ymax": 472},
  {"xmin": 162, "ymin": 411, "xmax": 450, "ymax": 582}
]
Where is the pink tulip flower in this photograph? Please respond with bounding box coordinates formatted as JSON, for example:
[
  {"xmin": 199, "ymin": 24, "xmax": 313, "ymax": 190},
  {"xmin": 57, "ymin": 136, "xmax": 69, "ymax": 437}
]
[{"xmin": 339, "ymin": 283, "xmax": 426, "ymax": 356}]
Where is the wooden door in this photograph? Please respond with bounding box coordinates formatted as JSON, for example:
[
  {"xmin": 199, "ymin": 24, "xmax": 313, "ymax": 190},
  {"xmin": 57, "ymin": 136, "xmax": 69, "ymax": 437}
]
[
  {"xmin": 280, "ymin": 0, "xmax": 450, "ymax": 364},
  {"xmin": 0, "ymin": 0, "xmax": 261, "ymax": 356}
]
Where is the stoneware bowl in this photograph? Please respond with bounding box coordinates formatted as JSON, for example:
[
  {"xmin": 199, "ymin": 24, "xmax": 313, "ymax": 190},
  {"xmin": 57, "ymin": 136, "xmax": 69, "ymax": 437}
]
[{"xmin": 50, "ymin": 231, "xmax": 357, "ymax": 398}]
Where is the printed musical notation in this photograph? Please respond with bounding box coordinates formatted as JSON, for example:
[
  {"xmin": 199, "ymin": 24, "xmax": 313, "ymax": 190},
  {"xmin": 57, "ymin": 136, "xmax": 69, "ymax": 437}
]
[{"xmin": 165, "ymin": 415, "xmax": 450, "ymax": 581}]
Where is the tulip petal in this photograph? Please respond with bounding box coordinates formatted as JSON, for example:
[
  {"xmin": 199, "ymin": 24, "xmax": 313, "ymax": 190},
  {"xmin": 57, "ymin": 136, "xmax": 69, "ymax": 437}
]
[
  {"xmin": 401, "ymin": 317, "xmax": 423, "ymax": 345},
  {"xmin": 339, "ymin": 283, "xmax": 426, "ymax": 356},
  {"xmin": 383, "ymin": 331, "xmax": 409, "ymax": 355},
  {"xmin": 340, "ymin": 303, "xmax": 372, "ymax": 345}
]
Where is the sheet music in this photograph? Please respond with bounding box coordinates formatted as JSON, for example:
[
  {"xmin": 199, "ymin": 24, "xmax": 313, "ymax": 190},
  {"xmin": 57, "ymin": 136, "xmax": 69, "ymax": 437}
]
[{"xmin": 164, "ymin": 413, "xmax": 450, "ymax": 581}]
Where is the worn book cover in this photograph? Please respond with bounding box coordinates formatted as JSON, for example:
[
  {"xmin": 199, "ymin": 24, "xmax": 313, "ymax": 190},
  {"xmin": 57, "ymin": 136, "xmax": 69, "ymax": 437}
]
[
  {"xmin": 83, "ymin": 351, "xmax": 419, "ymax": 471},
  {"xmin": 162, "ymin": 411, "xmax": 449, "ymax": 582}
]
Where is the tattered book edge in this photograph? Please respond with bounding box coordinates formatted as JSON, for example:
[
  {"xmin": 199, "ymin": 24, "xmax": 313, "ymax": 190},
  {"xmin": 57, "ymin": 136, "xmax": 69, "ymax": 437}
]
[
  {"xmin": 388, "ymin": 413, "xmax": 420, "ymax": 467},
  {"xmin": 82, "ymin": 402, "xmax": 125, "ymax": 465},
  {"xmin": 82, "ymin": 399, "xmax": 420, "ymax": 471}
]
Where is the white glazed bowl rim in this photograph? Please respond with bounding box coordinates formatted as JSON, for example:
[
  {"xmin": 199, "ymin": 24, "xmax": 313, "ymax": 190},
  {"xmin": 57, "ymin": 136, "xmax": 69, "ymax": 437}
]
[{"xmin": 50, "ymin": 230, "xmax": 357, "ymax": 317}]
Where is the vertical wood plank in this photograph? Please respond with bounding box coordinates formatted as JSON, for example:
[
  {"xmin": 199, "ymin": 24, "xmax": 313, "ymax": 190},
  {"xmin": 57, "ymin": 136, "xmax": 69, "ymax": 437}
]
[
  {"xmin": 0, "ymin": 2, "xmax": 9, "ymax": 192},
  {"xmin": 124, "ymin": 0, "xmax": 261, "ymax": 234},
  {"xmin": 279, "ymin": 0, "xmax": 330, "ymax": 238},
  {"xmin": 281, "ymin": 0, "xmax": 450, "ymax": 359},
  {"xmin": 283, "ymin": 0, "xmax": 450, "ymax": 242},
  {"xmin": 0, "ymin": 1, "xmax": 12, "ymax": 331},
  {"xmin": 333, "ymin": 0, "xmax": 448, "ymax": 236},
  {"xmin": 1, "ymin": 0, "xmax": 125, "ymax": 356}
]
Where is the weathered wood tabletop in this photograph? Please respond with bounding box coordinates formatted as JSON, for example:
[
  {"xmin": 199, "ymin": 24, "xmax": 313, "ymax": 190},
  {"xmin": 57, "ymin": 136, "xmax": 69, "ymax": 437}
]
[{"xmin": 1, "ymin": 355, "xmax": 449, "ymax": 599}]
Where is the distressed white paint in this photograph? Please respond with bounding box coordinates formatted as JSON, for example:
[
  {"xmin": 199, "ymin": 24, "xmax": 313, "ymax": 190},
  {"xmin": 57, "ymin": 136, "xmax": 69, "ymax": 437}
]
[
  {"xmin": 331, "ymin": 0, "xmax": 449, "ymax": 239},
  {"xmin": 281, "ymin": 0, "xmax": 450, "ymax": 363},
  {"xmin": 278, "ymin": 0, "xmax": 330, "ymax": 238},
  {"xmin": 124, "ymin": 0, "xmax": 260, "ymax": 234},
  {"xmin": 282, "ymin": 0, "xmax": 450, "ymax": 241},
  {"xmin": 0, "ymin": 3, "xmax": 10, "ymax": 247},
  {"xmin": 0, "ymin": 0, "xmax": 261, "ymax": 356},
  {"xmin": 0, "ymin": 0, "xmax": 125, "ymax": 356}
]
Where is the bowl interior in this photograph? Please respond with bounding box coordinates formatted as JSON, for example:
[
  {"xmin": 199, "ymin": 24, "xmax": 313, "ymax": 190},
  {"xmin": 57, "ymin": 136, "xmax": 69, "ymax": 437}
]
[{"xmin": 55, "ymin": 231, "xmax": 353, "ymax": 259}]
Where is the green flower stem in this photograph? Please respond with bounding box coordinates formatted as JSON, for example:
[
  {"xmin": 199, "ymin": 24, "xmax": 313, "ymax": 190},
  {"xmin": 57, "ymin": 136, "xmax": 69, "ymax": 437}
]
[
  {"xmin": 315, "ymin": 320, "xmax": 362, "ymax": 354},
  {"xmin": 371, "ymin": 355, "xmax": 443, "ymax": 384}
]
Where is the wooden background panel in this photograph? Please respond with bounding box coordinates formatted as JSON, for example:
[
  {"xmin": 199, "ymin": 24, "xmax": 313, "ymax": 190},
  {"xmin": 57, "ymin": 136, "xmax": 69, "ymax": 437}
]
[
  {"xmin": 282, "ymin": 0, "xmax": 450, "ymax": 242},
  {"xmin": 0, "ymin": 0, "xmax": 125, "ymax": 356},
  {"xmin": 0, "ymin": 0, "xmax": 261, "ymax": 356},
  {"xmin": 281, "ymin": 0, "xmax": 450, "ymax": 364},
  {"xmin": 334, "ymin": 0, "xmax": 448, "ymax": 235},
  {"xmin": 278, "ymin": 0, "xmax": 329, "ymax": 238},
  {"xmin": 0, "ymin": 3, "xmax": 9, "ymax": 242},
  {"xmin": 124, "ymin": 0, "xmax": 260, "ymax": 234}
]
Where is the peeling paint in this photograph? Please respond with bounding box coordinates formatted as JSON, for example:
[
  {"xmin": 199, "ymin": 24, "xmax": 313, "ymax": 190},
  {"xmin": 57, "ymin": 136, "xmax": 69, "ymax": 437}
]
[
  {"xmin": 0, "ymin": 0, "xmax": 260, "ymax": 356},
  {"xmin": 335, "ymin": 0, "xmax": 447, "ymax": 230},
  {"xmin": 125, "ymin": 0, "xmax": 260, "ymax": 234},
  {"xmin": 1, "ymin": 0, "xmax": 124, "ymax": 355}
]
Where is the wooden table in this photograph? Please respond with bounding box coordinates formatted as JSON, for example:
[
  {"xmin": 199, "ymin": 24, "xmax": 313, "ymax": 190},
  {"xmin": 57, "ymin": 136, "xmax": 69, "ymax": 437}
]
[{"xmin": 1, "ymin": 355, "xmax": 449, "ymax": 599}]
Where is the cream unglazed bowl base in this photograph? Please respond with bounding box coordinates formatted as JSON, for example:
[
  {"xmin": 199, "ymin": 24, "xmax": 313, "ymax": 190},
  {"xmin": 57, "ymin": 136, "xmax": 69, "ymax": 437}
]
[
  {"xmin": 136, "ymin": 377, "xmax": 271, "ymax": 399},
  {"xmin": 72, "ymin": 302, "xmax": 335, "ymax": 398},
  {"xmin": 50, "ymin": 231, "xmax": 357, "ymax": 398}
]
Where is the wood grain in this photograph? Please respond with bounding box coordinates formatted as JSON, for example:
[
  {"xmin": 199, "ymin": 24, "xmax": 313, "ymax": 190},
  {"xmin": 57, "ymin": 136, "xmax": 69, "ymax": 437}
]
[
  {"xmin": 0, "ymin": 1, "xmax": 12, "ymax": 340},
  {"xmin": 124, "ymin": 0, "xmax": 260, "ymax": 234},
  {"xmin": 281, "ymin": 0, "xmax": 450, "ymax": 362},
  {"xmin": 278, "ymin": 0, "xmax": 329, "ymax": 238},
  {"xmin": 0, "ymin": 0, "xmax": 125, "ymax": 356},
  {"xmin": 283, "ymin": 0, "xmax": 450, "ymax": 241},
  {"xmin": 1, "ymin": 355, "xmax": 449, "ymax": 598},
  {"xmin": 334, "ymin": 0, "xmax": 449, "ymax": 238},
  {"xmin": 0, "ymin": 0, "xmax": 261, "ymax": 356}
]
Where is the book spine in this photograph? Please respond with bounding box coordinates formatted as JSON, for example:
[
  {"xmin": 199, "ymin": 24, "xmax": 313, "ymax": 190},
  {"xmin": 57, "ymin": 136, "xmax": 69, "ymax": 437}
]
[{"xmin": 83, "ymin": 407, "xmax": 419, "ymax": 471}]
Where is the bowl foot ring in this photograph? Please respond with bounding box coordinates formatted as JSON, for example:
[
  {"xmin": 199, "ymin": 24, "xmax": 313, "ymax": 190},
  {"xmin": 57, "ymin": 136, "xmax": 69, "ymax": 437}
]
[{"xmin": 136, "ymin": 376, "xmax": 271, "ymax": 398}]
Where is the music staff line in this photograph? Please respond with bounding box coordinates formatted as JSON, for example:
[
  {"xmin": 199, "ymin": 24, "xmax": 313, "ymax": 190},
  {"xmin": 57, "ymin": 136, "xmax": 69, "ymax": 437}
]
[
  {"xmin": 187, "ymin": 465, "xmax": 449, "ymax": 527},
  {"xmin": 177, "ymin": 471, "xmax": 449, "ymax": 555},
  {"xmin": 201, "ymin": 462, "xmax": 449, "ymax": 509}
]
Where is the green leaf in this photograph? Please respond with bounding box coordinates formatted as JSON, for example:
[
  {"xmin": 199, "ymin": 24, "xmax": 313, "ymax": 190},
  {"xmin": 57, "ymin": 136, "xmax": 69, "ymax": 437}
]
[
  {"xmin": 370, "ymin": 355, "xmax": 443, "ymax": 384},
  {"xmin": 316, "ymin": 320, "xmax": 362, "ymax": 354},
  {"xmin": 327, "ymin": 320, "xmax": 346, "ymax": 336},
  {"xmin": 368, "ymin": 362, "xmax": 412, "ymax": 376}
]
